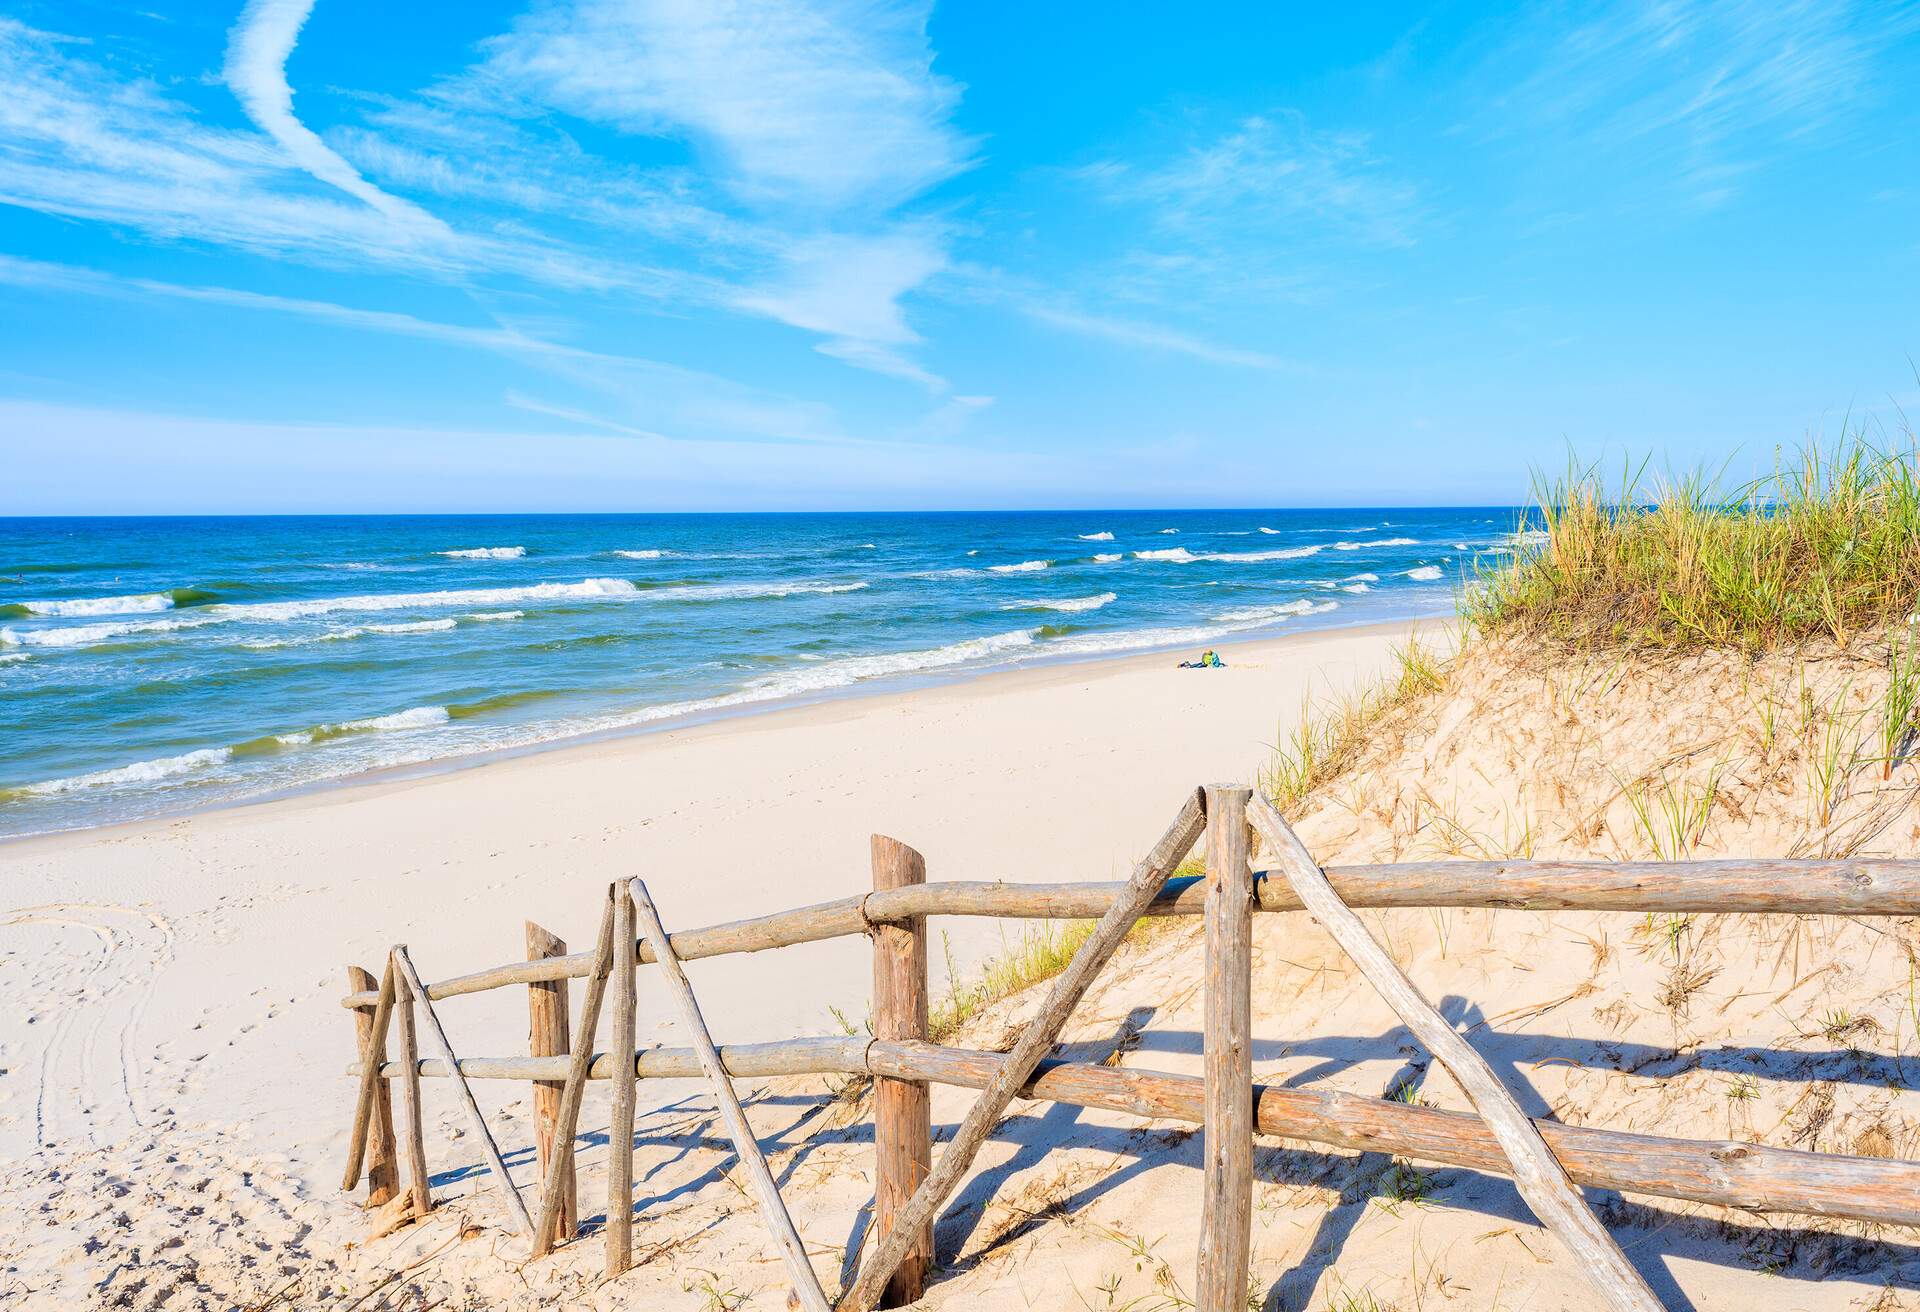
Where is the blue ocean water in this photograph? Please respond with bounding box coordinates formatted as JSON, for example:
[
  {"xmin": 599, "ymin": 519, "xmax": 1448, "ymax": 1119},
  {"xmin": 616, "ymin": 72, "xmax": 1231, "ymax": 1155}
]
[{"xmin": 0, "ymin": 510, "xmax": 1515, "ymax": 838}]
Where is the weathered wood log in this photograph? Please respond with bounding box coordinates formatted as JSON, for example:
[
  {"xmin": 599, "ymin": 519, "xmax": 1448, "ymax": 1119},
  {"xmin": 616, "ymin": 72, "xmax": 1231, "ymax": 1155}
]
[
  {"xmin": 1250, "ymin": 797, "xmax": 1664, "ymax": 1312},
  {"xmin": 358, "ymin": 1036, "xmax": 873, "ymax": 1084},
  {"xmin": 360, "ymin": 1034, "xmax": 1920, "ymax": 1228},
  {"xmin": 342, "ymin": 896, "xmax": 870, "ymax": 1007},
  {"xmin": 1198, "ymin": 786, "xmax": 1253, "ymax": 1312},
  {"xmin": 343, "ymin": 957, "xmax": 398, "ymax": 1189},
  {"xmin": 531, "ymin": 891, "xmax": 618, "ymax": 1259},
  {"xmin": 346, "ymin": 965, "xmax": 398, "ymax": 1208},
  {"xmin": 392, "ymin": 963, "xmax": 432, "ymax": 1221},
  {"xmin": 867, "ymin": 1041, "xmax": 1920, "ymax": 1225},
  {"xmin": 869, "ymin": 834, "xmax": 932, "ymax": 1308},
  {"xmin": 339, "ymin": 860, "xmax": 1920, "ymax": 1011},
  {"xmin": 840, "ymin": 789, "xmax": 1209, "ymax": 1312},
  {"xmin": 630, "ymin": 878, "xmax": 832, "ymax": 1312},
  {"xmin": 526, "ymin": 921, "xmax": 574, "ymax": 1248},
  {"xmin": 607, "ymin": 886, "xmax": 638, "ymax": 1277},
  {"xmin": 391, "ymin": 945, "xmax": 535, "ymax": 1240}
]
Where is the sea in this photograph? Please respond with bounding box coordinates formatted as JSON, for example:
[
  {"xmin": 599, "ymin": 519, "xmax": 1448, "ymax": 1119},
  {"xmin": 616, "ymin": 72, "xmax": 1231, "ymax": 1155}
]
[{"xmin": 0, "ymin": 510, "xmax": 1523, "ymax": 838}]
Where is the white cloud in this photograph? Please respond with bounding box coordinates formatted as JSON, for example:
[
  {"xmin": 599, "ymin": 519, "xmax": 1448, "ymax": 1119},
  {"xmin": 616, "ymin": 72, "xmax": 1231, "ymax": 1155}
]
[
  {"xmin": 467, "ymin": 0, "xmax": 969, "ymax": 384},
  {"xmin": 1469, "ymin": 0, "xmax": 1918, "ymax": 209},
  {"xmin": 476, "ymin": 0, "xmax": 975, "ymax": 212},
  {"xmin": 223, "ymin": 0, "xmax": 446, "ymax": 234},
  {"xmin": 1086, "ymin": 111, "xmax": 1420, "ymax": 250},
  {"xmin": 1019, "ymin": 301, "xmax": 1301, "ymax": 373},
  {"xmin": 735, "ymin": 227, "xmax": 949, "ymax": 387}
]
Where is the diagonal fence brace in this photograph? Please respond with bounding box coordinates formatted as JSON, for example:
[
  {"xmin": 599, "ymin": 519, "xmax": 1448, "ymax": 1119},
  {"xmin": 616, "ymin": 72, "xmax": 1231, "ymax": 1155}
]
[
  {"xmin": 838, "ymin": 787, "xmax": 1208, "ymax": 1312},
  {"xmin": 1249, "ymin": 794, "xmax": 1665, "ymax": 1312}
]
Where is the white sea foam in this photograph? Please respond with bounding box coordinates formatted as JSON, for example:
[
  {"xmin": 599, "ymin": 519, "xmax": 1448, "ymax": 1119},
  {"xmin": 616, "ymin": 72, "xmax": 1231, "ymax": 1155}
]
[
  {"xmin": 1135, "ymin": 546, "xmax": 1321, "ymax": 564},
  {"xmin": 614, "ymin": 549, "xmax": 667, "ymax": 559},
  {"xmin": 371, "ymin": 620, "xmax": 457, "ymax": 635},
  {"xmin": 1077, "ymin": 531, "xmax": 1114, "ymax": 541},
  {"xmin": 242, "ymin": 618, "xmax": 461, "ymax": 649},
  {"xmin": 340, "ymin": 705, "xmax": 451, "ymax": 732},
  {"xmin": 15, "ymin": 592, "xmax": 177, "ymax": 617},
  {"xmin": 1092, "ymin": 553, "xmax": 1122, "ymax": 563},
  {"xmin": 1, "ymin": 616, "xmax": 212, "ymax": 648},
  {"xmin": 1001, "ymin": 593, "xmax": 1116, "ymax": 613},
  {"xmin": 1258, "ymin": 527, "xmax": 1280, "ymax": 534},
  {"xmin": 438, "ymin": 546, "xmax": 525, "ymax": 559},
  {"xmin": 1209, "ymin": 599, "xmax": 1318, "ymax": 623},
  {"xmin": 277, "ymin": 704, "xmax": 452, "ymax": 746},
  {"xmin": 988, "ymin": 560, "xmax": 1051, "ymax": 573},
  {"xmin": 653, "ymin": 581, "xmax": 869, "ymax": 601},
  {"xmin": 1507, "ymin": 529, "xmax": 1550, "ymax": 547},
  {"xmin": 1347, "ymin": 572, "xmax": 1379, "ymax": 582},
  {"xmin": 1158, "ymin": 528, "xmax": 1180, "ymax": 534},
  {"xmin": 213, "ymin": 577, "xmax": 640, "ymax": 622},
  {"xmin": 24, "ymin": 747, "xmax": 231, "ymax": 795},
  {"xmin": 468, "ymin": 610, "xmax": 523, "ymax": 622},
  {"xmin": 1405, "ymin": 565, "xmax": 1444, "ymax": 581},
  {"xmin": 1342, "ymin": 583, "xmax": 1372, "ymax": 593},
  {"xmin": 0, "ymin": 652, "xmax": 27, "ymax": 664},
  {"xmin": 1334, "ymin": 537, "xmax": 1419, "ymax": 550}
]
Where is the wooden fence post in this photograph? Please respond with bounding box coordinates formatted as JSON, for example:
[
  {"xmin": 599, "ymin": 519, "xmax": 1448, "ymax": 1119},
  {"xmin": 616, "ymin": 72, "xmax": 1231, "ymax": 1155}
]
[
  {"xmin": 607, "ymin": 885, "xmax": 638, "ymax": 1277},
  {"xmin": 526, "ymin": 922, "xmax": 575, "ymax": 1248},
  {"xmin": 840, "ymin": 789, "xmax": 1208, "ymax": 1312},
  {"xmin": 870, "ymin": 835, "xmax": 932, "ymax": 1307},
  {"xmin": 346, "ymin": 965, "xmax": 399, "ymax": 1208},
  {"xmin": 1198, "ymin": 785, "xmax": 1253, "ymax": 1312},
  {"xmin": 393, "ymin": 959, "xmax": 432, "ymax": 1221},
  {"xmin": 531, "ymin": 889, "xmax": 619, "ymax": 1259}
]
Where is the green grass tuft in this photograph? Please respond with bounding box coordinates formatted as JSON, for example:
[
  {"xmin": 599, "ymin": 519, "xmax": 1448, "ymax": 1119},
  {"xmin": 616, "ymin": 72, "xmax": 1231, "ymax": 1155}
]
[{"xmin": 1466, "ymin": 435, "xmax": 1920, "ymax": 649}]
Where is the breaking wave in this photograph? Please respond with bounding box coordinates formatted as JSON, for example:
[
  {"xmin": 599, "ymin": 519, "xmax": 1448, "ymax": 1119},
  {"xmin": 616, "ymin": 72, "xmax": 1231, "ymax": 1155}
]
[
  {"xmin": 18, "ymin": 747, "xmax": 232, "ymax": 797},
  {"xmin": 1001, "ymin": 593, "xmax": 1117, "ymax": 613},
  {"xmin": 1076, "ymin": 531, "xmax": 1114, "ymax": 541},
  {"xmin": 438, "ymin": 546, "xmax": 525, "ymax": 559}
]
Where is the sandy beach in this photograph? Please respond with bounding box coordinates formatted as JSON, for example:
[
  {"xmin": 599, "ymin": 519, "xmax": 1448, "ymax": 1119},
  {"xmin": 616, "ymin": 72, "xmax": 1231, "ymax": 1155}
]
[{"xmin": 0, "ymin": 619, "xmax": 1425, "ymax": 1305}]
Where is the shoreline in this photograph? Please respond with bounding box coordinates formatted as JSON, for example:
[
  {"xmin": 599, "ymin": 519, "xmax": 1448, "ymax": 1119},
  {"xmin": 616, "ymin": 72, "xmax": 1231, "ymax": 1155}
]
[{"xmin": 0, "ymin": 609, "xmax": 1450, "ymax": 850}]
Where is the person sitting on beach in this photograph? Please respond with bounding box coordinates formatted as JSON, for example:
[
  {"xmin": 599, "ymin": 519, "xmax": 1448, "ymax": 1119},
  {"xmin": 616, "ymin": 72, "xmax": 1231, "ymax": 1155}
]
[{"xmin": 1179, "ymin": 649, "xmax": 1224, "ymax": 669}]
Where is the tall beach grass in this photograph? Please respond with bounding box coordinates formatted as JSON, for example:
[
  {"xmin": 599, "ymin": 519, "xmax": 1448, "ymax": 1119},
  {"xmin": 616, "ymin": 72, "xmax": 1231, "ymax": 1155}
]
[{"xmin": 1466, "ymin": 435, "xmax": 1920, "ymax": 649}]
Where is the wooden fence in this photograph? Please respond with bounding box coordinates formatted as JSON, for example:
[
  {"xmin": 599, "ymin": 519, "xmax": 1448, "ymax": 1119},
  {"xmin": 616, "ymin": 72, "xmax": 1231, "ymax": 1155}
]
[{"xmin": 340, "ymin": 786, "xmax": 1920, "ymax": 1311}]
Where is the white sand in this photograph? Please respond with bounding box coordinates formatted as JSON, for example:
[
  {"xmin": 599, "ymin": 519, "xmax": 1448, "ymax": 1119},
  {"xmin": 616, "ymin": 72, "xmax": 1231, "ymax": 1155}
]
[{"xmin": 0, "ymin": 621, "xmax": 1422, "ymax": 1309}]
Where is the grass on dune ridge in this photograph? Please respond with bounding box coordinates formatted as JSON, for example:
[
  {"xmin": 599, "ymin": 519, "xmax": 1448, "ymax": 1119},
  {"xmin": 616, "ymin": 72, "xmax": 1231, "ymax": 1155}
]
[{"xmin": 1467, "ymin": 433, "xmax": 1920, "ymax": 649}]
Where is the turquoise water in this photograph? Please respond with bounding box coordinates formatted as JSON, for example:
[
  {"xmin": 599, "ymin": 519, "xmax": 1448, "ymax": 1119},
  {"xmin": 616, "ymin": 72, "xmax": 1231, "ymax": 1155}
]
[{"xmin": 0, "ymin": 511, "xmax": 1513, "ymax": 837}]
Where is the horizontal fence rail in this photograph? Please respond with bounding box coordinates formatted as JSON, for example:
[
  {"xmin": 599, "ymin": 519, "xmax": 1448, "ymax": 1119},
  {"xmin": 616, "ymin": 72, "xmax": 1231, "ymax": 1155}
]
[
  {"xmin": 340, "ymin": 859, "xmax": 1920, "ymax": 1011},
  {"xmin": 346, "ymin": 1034, "xmax": 1920, "ymax": 1229}
]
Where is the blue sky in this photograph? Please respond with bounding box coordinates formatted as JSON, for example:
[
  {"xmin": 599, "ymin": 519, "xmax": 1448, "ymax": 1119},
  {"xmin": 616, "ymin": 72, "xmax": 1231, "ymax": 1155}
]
[{"xmin": 1, "ymin": 1, "xmax": 1916, "ymax": 513}]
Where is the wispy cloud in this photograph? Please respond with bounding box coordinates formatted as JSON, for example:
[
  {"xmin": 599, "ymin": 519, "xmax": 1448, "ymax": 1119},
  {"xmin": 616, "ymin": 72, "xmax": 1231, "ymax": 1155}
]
[
  {"xmin": 1019, "ymin": 300, "xmax": 1302, "ymax": 373},
  {"xmin": 1087, "ymin": 111, "xmax": 1421, "ymax": 250},
  {"xmin": 223, "ymin": 0, "xmax": 447, "ymax": 234},
  {"xmin": 473, "ymin": 0, "xmax": 975, "ymax": 212},
  {"xmin": 1469, "ymin": 0, "xmax": 1920, "ymax": 209},
  {"xmin": 466, "ymin": 0, "xmax": 970, "ymax": 383},
  {"xmin": 0, "ymin": 18, "xmax": 642, "ymax": 291},
  {"xmin": 735, "ymin": 227, "xmax": 951, "ymax": 389}
]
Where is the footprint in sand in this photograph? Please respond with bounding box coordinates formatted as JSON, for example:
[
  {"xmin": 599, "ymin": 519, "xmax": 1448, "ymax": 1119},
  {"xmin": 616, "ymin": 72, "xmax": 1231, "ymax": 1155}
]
[{"xmin": 0, "ymin": 901, "xmax": 175, "ymax": 1155}]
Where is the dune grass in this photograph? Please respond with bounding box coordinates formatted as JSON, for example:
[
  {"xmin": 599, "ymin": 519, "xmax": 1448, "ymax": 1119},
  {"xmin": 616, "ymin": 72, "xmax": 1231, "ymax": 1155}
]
[
  {"xmin": 1466, "ymin": 436, "xmax": 1920, "ymax": 649},
  {"xmin": 1260, "ymin": 633, "xmax": 1451, "ymax": 815}
]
